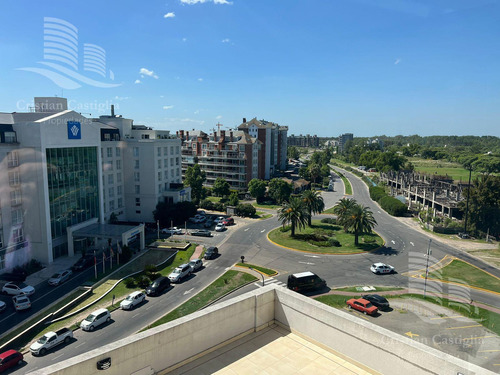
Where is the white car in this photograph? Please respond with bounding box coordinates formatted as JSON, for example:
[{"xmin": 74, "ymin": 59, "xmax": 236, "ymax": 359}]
[
  {"xmin": 80, "ymin": 308, "xmax": 111, "ymax": 331},
  {"xmin": 370, "ymin": 263, "xmax": 395, "ymax": 275},
  {"xmin": 0, "ymin": 300, "xmax": 6, "ymax": 313},
  {"xmin": 12, "ymin": 295, "xmax": 31, "ymax": 311},
  {"xmin": 2, "ymin": 282, "xmax": 35, "ymax": 296},
  {"xmin": 168, "ymin": 264, "xmax": 192, "ymax": 283},
  {"xmin": 161, "ymin": 227, "xmax": 183, "ymax": 235},
  {"xmin": 215, "ymin": 223, "xmax": 226, "ymax": 232},
  {"xmin": 188, "ymin": 259, "xmax": 203, "ymax": 273},
  {"xmin": 120, "ymin": 291, "xmax": 146, "ymax": 310},
  {"xmin": 48, "ymin": 269, "xmax": 72, "ymax": 286},
  {"xmin": 214, "ymin": 216, "xmax": 225, "ymax": 224}
]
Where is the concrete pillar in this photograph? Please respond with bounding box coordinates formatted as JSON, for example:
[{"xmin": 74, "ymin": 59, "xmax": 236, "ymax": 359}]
[{"xmin": 432, "ymin": 191, "xmax": 436, "ymax": 209}]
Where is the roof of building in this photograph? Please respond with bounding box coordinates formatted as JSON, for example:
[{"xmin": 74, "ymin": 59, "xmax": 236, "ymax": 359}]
[{"xmin": 0, "ymin": 113, "xmax": 14, "ymax": 124}]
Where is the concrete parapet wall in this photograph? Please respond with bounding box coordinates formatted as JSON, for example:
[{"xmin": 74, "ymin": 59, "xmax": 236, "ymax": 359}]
[{"xmin": 273, "ymin": 287, "xmax": 494, "ymax": 375}]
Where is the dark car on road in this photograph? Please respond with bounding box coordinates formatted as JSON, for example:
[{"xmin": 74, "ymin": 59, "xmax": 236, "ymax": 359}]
[
  {"xmin": 191, "ymin": 229, "xmax": 212, "ymax": 237},
  {"xmin": 0, "ymin": 350, "xmax": 23, "ymax": 373},
  {"xmin": 287, "ymin": 272, "xmax": 326, "ymax": 293},
  {"xmin": 71, "ymin": 254, "xmax": 95, "ymax": 272},
  {"xmin": 145, "ymin": 276, "xmax": 170, "ymax": 296},
  {"xmin": 204, "ymin": 247, "xmax": 219, "ymax": 260},
  {"xmin": 362, "ymin": 294, "xmax": 390, "ymax": 311}
]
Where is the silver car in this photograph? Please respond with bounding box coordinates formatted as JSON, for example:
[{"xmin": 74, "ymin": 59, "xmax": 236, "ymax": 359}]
[
  {"xmin": 188, "ymin": 259, "xmax": 203, "ymax": 273},
  {"xmin": 168, "ymin": 264, "xmax": 192, "ymax": 283},
  {"xmin": 12, "ymin": 295, "xmax": 31, "ymax": 311},
  {"xmin": 48, "ymin": 269, "xmax": 73, "ymax": 286}
]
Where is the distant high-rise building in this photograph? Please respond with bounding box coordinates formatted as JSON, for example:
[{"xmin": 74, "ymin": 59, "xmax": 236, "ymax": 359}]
[
  {"xmin": 288, "ymin": 134, "xmax": 320, "ymax": 148},
  {"xmin": 338, "ymin": 133, "xmax": 353, "ymax": 153}
]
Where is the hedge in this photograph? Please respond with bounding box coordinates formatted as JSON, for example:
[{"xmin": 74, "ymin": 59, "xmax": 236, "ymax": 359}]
[
  {"xmin": 378, "ymin": 196, "xmax": 407, "ymax": 216},
  {"xmin": 369, "ymin": 186, "xmax": 386, "ymax": 202}
]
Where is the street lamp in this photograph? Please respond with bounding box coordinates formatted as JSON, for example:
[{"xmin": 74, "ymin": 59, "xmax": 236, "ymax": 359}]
[{"xmin": 249, "ymin": 267, "xmax": 265, "ymax": 287}]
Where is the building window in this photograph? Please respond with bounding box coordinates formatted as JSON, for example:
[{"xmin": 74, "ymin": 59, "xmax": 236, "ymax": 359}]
[
  {"xmin": 104, "ymin": 133, "xmax": 111, "ymax": 141},
  {"xmin": 5, "ymin": 132, "xmax": 16, "ymax": 143},
  {"xmin": 158, "ymin": 159, "xmax": 162, "ymax": 169},
  {"xmin": 170, "ymin": 146, "xmax": 174, "ymax": 155},
  {"xmin": 108, "ymin": 174, "xmax": 114, "ymax": 185},
  {"xmin": 107, "ymin": 147, "xmax": 113, "ymax": 157},
  {"xmin": 136, "ymin": 210, "xmax": 141, "ymax": 214},
  {"xmin": 164, "ymin": 182, "xmax": 168, "ymax": 191},
  {"xmin": 108, "ymin": 187, "xmax": 114, "ymax": 198},
  {"xmin": 134, "ymin": 172, "xmax": 140, "ymax": 182},
  {"xmin": 163, "ymin": 147, "xmax": 168, "ymax": 155},
  {"xmin": 109, "ymin": 200, "xmax": 115, "ymax": 211},
  {"xmin": 117, "ymin": 173, "xmax": 122, "ymax": 183},
  {"xmin": 176, "ymin": 168, "xmax": 180, "ymax": 176},
  {"xmin": 116, "ymin": 147, "xmax": 121, "ymax": 157},
  {"xmin": 157, "ymin": 147, "xmax": 161, "ymax": 157},
  {"xmin": 158, "ymin": 184, "xmax": 162, "ymax": 193},
  {"xmin": 164, "ymin": 159, "xmax": 168, "ymax": 167},
  {"xmin": 170, "ymin": 158, "xmax": 174, "ymax": 167},
  {"xmin": 133, "ymin": 147, "xmax": 139, "ymax": 157},
  {"xmin": 11, "ymin": 208, "xmax": 23, "ymax": 225},
  {"xmin": 116, "ymin": 160, "xmax": 121, "ymax": 170},
  {"xmin": 135, "ymin": 198, "xmax": 141, "ymax": 206},
  {"xmin": 8, "ymin": 171, "xmax": 20, "ymax": 186},
  {"xmin": 158, "ymin": 172, "xmax": 162, "ymax": 181},
  {"xmin": 141, "ymin": 134, "xmax": 150, "ymax": 139},
  {"xmin": 171, "ymin": 169, "xmax": 174, "ymax": 178},
  {"xmin": 117, "ymin": 198, "xmax": 123, "ymax": 208},
  {"xmin": 135, "ymin": 185, "xmax": 140, "ymax": 194},
  {"xmin": 134, "ymin": 160, "xmax": 140, "ymax": 169},
  {"xmin": 164, "ymin": 171, "xmax": 168, "ymax": 180},
  {"xmin": 10, "ymin": 190, "xmax": 22, "ymax": 206},
  {"xmin": 176, "ymin": 146, "xmax": 180, "ymax": 154},
  {"xmin": 7, "ymin": 151, "xmax": 19, "ymax": 168},
  {"xmin": 176, "ymin": 157, "xmax": 179, "ymax": 166},
  {"xmin": 13, "ymin": 227, "xmax": 24, "ymax": 243},
  {"xmin": 117, "ymin": 185, "xmax": 122, "ymax": 195}
]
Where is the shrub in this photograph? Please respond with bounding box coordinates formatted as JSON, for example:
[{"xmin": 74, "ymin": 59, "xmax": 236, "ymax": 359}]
[
  {"xmin": 280, "ymin": 225, "xmax": 291, "ymax": 232},
  {"xmin": 213, "ymin": 202, "xmax": 225, "ymax": 212},
  {"xmin": 200, "ymin": 199, "xmax": 215, "ymax": 210},
  {"xmin": 135, "ymin": 275, "xmax": 151, "ymax": 288},
  {"xmin": 321, "ymin": 218, "xmax": 337, "ymax": 224},
  {"xmin": 379, "ymin": 196, "xmax": 407, "ymax": 216},
  {"xmin": 328, "ymin": 238, "xmax": 341, "ymax": 247},
  {"xmin": 236, "ymin": 203, "xmax": 256, "ymax": 217},
  {"xmin": 369, "ymin": 186, "xmax": 386, "ymax": 202},
  {"xmin": 124, "ymin": 278, "xmax": 136, "ymax": 288}
]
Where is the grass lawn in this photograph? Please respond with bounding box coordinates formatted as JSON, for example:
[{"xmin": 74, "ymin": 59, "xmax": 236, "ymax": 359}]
[
  {"xmin": 428, "ymin": 259, "xmax": 500, "ymax": 294},
  {"xmin": 409, "ymin": 157, "xmax": 480, "ymax": 183},
  {"xmin": 322, "ymin": 207, "xmax": 336, "ymax": 214},
  {"xmin": 253, "ymin": 202, "xmax": 282, "ymax": 210},
  {"xmin": 236, "ymin": 263, "xmax": 277, "ymax": 276},
  {"xmin": 336, "ymin": 171, "xmax": 352, "ymax": 195},
  {"xmin": 145, "ymin": 270, "xmax": 257, "ymax": 330},
  {"xmin": 207, "ymin": 196, "xmax": 222, "ymax": 202},
  {"xmin": 268, "ymin": 220, "xmax": 383, "ymax": 254},
  {"xmin": 466, "ymin": 248, "xmax": 500, "ymax": 269},
  {"xmin": 315, "ymin": 294, "xmax": 356, "ymax": 308}
]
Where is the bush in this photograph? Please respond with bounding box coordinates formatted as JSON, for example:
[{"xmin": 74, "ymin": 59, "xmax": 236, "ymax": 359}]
[
  {"xmin": 200, "ymin": 199, "xmax": 215, "ymax": 210},
  {"xmin": 379, "ymin": 196, "xmax": 407, "ymax": 216},
  {"xmin": 213, "ymin": 202, "xmax": 225, "ymax": 212},
  {"xmin": 120, "ymin": 245, "xmax": 133, "ymax": 263},
  {"xmin": 236, "ymin": 203, "xmax": 256, "ymax": 217},
  {"xmin": 124, "ymin": 278, "xmax": 136, "ymax": 288},
  {"xmin": 134, "ymin": 275, "xmax": 151, "ymax": 288},
  {"xmin": 280, "ymin": 225, "xmax": 291, "ymax": 232},
  {"xmin": 369, "ymin": 186, "xmax": 386, "ymax": 202},
  {"xmin": 321, "ymin": 218, "xmax": 337, "ymax": 224},
  {"xmin": 328, "ymin": 238, "xmax": 341, "ymax": 247}
]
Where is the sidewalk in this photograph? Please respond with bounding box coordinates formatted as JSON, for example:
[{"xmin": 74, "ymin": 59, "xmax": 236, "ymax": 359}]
[{"xmin": 25, "ymin": 254, "xmax": 81, "ymax": 289}]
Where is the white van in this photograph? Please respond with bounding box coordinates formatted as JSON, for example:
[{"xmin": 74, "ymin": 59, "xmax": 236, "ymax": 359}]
[{"xmin": 80, "ymin": 308, "xmax": 111, "ymax": 331}]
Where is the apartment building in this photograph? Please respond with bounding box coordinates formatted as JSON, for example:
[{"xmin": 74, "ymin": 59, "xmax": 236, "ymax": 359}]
[
  {"xmin": 179, "ymin": 129, "xmax": 260, "ymax": 191},
  {"xmin": 288, "ymin": 133, "xmax": 320, "ymax": 148},
  {"xmin": 0, "ymin": 97, "xmax": 187, "ymax": 270},
  {"xmin": 338, "ymin": 132, "xmax": 354, "ymax": 153}
]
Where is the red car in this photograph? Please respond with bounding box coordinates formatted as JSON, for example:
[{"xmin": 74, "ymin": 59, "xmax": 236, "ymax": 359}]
[
  {"xmin": 222, "ymin": 217, "xmax": 234, "ymax": 226},
  {"xmin": 346, "ymin": 298, "xmax": 378, "ymax": 315},
  {"xmin": 0, "ymin": 350, "xmax": 23, "ymax": 373}
]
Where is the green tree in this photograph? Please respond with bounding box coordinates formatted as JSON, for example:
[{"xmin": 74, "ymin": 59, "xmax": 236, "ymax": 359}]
[
  {"xmin": 278, "ymin": 196, "xmax": 310, "ymax": 237},
  {"xmin": 248, "ymin": 178, "xmax": 267, "ymax": 203},
  {"xmin": 308, "ymin": 163, "xmax": 321, "ymax": 183},
  {"xmin": 333, "ymin": 198, "xmax": 357, "ymax": 232},
  {"xmin": 344, "ymin": 204, "xmax": 377, "ymax": 246},
  {"xmin": 184, "ymin": 164, "xmax": 206, "ymax": 204},
  {"xmin": 287, "ymin": 146, "xmax": 300, "ymax": 160},
  {"xmin": 301, "ymin": 189, "xmax": 325, "ymax": 226},
  {"xmin": 268, "ymin": 178, "xmax": 293, "ymax": 204},
  {"xmin": 228, "ymin": 191, "xmax": 239, "ymax": 206},
  {"xmin": 213, "ymin": 177, "xmax": 231, "ymax": 197}
]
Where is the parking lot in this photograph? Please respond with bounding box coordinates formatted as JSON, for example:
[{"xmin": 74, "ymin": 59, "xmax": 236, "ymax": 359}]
[{"xmin": 343, "ymin": 297, "xmax": 500, "ymax": 372}]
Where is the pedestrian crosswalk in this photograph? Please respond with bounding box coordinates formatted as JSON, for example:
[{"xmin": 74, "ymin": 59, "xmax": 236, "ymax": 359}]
[{"xmin": 254, "ymin": 277, "xmax": 286, "ymax": 288}]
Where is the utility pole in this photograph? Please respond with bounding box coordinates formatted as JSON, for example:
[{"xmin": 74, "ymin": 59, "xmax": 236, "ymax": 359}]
[{"xmin": 423, "ymin": 239, "xmax": 432, "ymax": 298}]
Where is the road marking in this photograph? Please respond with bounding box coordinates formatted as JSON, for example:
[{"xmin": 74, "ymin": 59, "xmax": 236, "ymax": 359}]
[
  {"xmin": 244, "ymin": 228, "xmax": 249, "ymax": 231},
  {"xmin": 410, "ymin": 242, "xmax": 414, "ymax": 246},
  {"xmin": 133, "ymin": 313, "xmax": 140, "ymax": 318},
  {"xmin": 183, "ymin": 287, "xmax": 194, "ymax": 295},
  {"xmin": 479, "ymin": 350, "xmax": 500, "ymax": 352},
  {"xmin": 261, "ymin": 229, "xmax": 266, "ymax": 233},
  {"xmin": 298, "ymin": 261, "xmax": 314, "ymax": 265},
  {"xmin": 146, "ymin": 305, "xmax": 153, "ymax": 310},
  {"xmin": 377, "ymin": 211, "xmax": 381, "ymax": 214},
  {"xmin": 430, "ymin": 315, "xmax": 463, "ymax": 320},
  {"xmin": 304, "ymin": 255, "xmax": 320, "ymax": 258},
  {"xmin": 75, "ymin": 343, "xmax": 86, "ymax": 348},
  {"xmin": 391, "ymin": 240, "xmax": 396, "ymax": 245},
  {"xmin": 405, "ymin": 331, "xmax": 419, "ymax": 338},
  {"xmin": 52, "ymin": 354, "xmax": 64, "ymax": 361},
  {"xmin": 463, "ymin": 335, "xmax": 495, "ymax": 341},
  {"xmin": 225, "ymin": 266, "xmax": 231, "ymax": 271},
  {"xmin": 445, "ymin": 325, "xmax": 482, "ymax": 330}
]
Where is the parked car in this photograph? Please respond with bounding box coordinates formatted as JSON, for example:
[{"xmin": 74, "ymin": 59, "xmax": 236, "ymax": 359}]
[
  {"xmin": 0, "ymin": 301, "xmax": 6, "ymax": 313},
  {"xmin": 48, "ymin": 269, "xmax": 72, "ymax": 286},
  {"xmin": 191, "ymin": 229, "xmax": 212, "ymax": 237},
  {"xmin": 30, "ymin": 328, "xmax": 73, "ymax": 356},
  {"xmin": 71, "ymin": 254, "xmax": 95, "ymax": 271},
  {"xmin": 362, "ymin": 294, "xmax": 390, "ymax": 311},
  {"xmin": 370, "ymin": 263, "xmax": 395, "ymax": 275},
  {"xmin": 0, "ymin": 350, "xmax": 23, "ymax": 373},
  {"xmin": 222, "ymin": 217, "xmax": 234, "ymax": 226},
  {"xmin": 346, "ymin": 298, "xmax": 378, "ymax": 315},
  {"xmin": 80, "ymin": 308, "xmax": 111, "ymax": 331},
  {"xmin": 204, "ymin": 219, "xmax": 214, "ymax": 228},
  {"xmin": 188, "ymin": 259, "xmax": 203, "ymax": 272},
  {"xmin": 120, "ymin": 291, "xmax": 146, "ymax": 310},
  {"xmin": 2, "ymin": 281, "xmax": 35, "ymax": 296},
  {"xmin": 215, "ymin": 223, "xmax": 226, "ymax": 232},
  {"xmin": 214, "ymin": 216, "xmax": 225, "ymax": 224},
  {"xmin": 12, "ymin": 295, "xmax": 31, "ymax": 311},
  {"xmin": 161, "ymin": 227, "xmax": 183, "ymax": 235},
  {"xmin": 145, "ymin": 276, "xmax": 170, "ymax": 296},
  {"xmin": 168, "ymin": 264, "xmax": 192, "ymax": 283},
  {"xmin": 197, "ymin": 210, "xmax": 206, "ymax": 216},
  {"xmin": 204, "ymin": 246, "xmax": 219, "ymax": 260},
  {"xmin": 287, "ymin": 272, "xmax": 326, "ymax": 293}
]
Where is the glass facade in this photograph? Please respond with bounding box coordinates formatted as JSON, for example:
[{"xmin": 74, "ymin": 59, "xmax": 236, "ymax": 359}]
[{"xmin": 46, "ymin": 147, "xmax": 100, "ymax": 258}]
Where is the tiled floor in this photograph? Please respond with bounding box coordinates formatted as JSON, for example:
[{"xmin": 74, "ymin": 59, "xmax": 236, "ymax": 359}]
[{"xmin": 168, "ymin": 325, "xmax": 376, "ymax": 375}]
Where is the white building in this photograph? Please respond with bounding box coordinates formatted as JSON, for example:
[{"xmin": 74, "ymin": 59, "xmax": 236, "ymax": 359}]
[{"xmin": 0, "ymin": 97, "xmax": 187, "ymax": 270}]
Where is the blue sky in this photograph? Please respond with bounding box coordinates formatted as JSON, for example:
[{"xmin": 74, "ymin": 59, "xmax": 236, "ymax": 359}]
[{"xmin": 1, "ymin": 0, "xmax": 499, "ymax": 137}]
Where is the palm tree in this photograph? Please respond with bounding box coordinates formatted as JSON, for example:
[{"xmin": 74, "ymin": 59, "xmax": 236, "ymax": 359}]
[
  {"xmin": 302, "ymin": 189, "xmax": 325, "ymax": 227},
  {"xmin": 278, "ymin": 196, "xmax": 310, "ymax": 237},
  {"xmin": 344, "ymin": 204, "xmax": 377, "ymax": 246},
  {"xmin": 333, "ymin": 198, "xmax": 357, "ymax": 232}
]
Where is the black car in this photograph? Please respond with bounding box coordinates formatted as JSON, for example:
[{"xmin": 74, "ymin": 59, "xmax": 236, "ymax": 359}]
[
  {"xmin": 191, "ymin": 229, "xmax": 212, "ymax": 237},
  {"xmin": 204, "ymin": 247, "xmax": 219, "ymax": 260},
  {"xmin": 204, "ymin": 219, "xmax": 214, "ymax": 228},
  {"xmin": 71, "ymin": 254, "xmax": 95, "ymax": 272},
  {"xmin": 362, "ymin": 294, "xmax": 390, "ymax": 310},
  {"xmin": 287, "ymin": 272, "xmax": 326, "ymax": 293},
  {"xmin": 145, "ymin": 276, "xmax": 170, "ymax": 296}
]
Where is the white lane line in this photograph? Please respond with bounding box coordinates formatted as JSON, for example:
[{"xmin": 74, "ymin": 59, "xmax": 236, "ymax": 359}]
[
  {"xmin": 183, "ymin": 287, "xmax": 195, "ymax": 295},
  {"xmin": 378, "ymin": 211, "xmax": 381, "ymax": 214},
  {"xmin": 304, "ymin": 255, "xmax": 320, "ymax": 258},
  {"xmin": 52, "ymin": 354, "xmax": 64, "ymax": 361},
  {"xmin": 225, "ymin": 266, "xmax": 231, "ymax": 271},
  {"xmin": 244, "ymin": 228, "xmax": 249, "ymax": 231},
  {"xmin": 75, "ymin": 342, "xmax": 86, "ymax": 348},
  {"xmin": 132, "ymin": 313, "xmax": 140, "ymax": 318},
  {"xmin": 261, "ymin": 229, "xmax": 266, "ymax": 233},
  {"xmin": 391, "ymin": 240, "xmax": 396, "ymax": 245},
  {"xmin": 146, "ymin": 305, "xmax": 153, "ymax": 310},
  {"xmin": 410, "ymin": 242, "xmax": 415, "ymax": 246},
  {"xmin": 298, "ymin": 261, "xmax": 315, "ymax": 265}
]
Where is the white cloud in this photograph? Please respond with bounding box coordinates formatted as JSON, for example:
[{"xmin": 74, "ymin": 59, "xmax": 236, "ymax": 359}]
[
  {"xmin": 222, "ymin": 38, "xmax": 230, "ymax": 43},
  {"xmin": 182, "ymin": 37, "xmax": 187, "ymax": 42},
  {"xmin": 160, "ymin": 95, "xmax": 165, "ymax": 98},
  {"xmin": 180, "ymin": 0, "xmax": 233, "ymax": 4},
  {"xmin": 139, "ymin": 68, "xmax": 159, "ymax": 79},
  {"xmin": 394, "ymin": 58, "xmax": 402, "ymax": 65},
  {"xmin": 194, "ymin": 110, "xmax": 200, "ymax": 114},
  {"xmin": 163, "ymin": 105, "xmax": 174, "ymax": 110},
  {"xmin": 164, "ymin": 12, "xmax": 176, "ymax": 18},
  {"xmin": 198, "ymin": 78, "xmax": 203, "ymax": 82},
  {"xmin": 114, "ymin": 96, "xmax": 129, "ymax": 101},
  {"xmin": 164, "ymin": 117, "xmax": 205, "ymax": 125},
  {"xmin": 216, "ymin": 115, "xmax": 222, "ymax": 119},
  {"xmin": 134, "ymin": 79, "xmax": 141, "ymax": 84}
]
